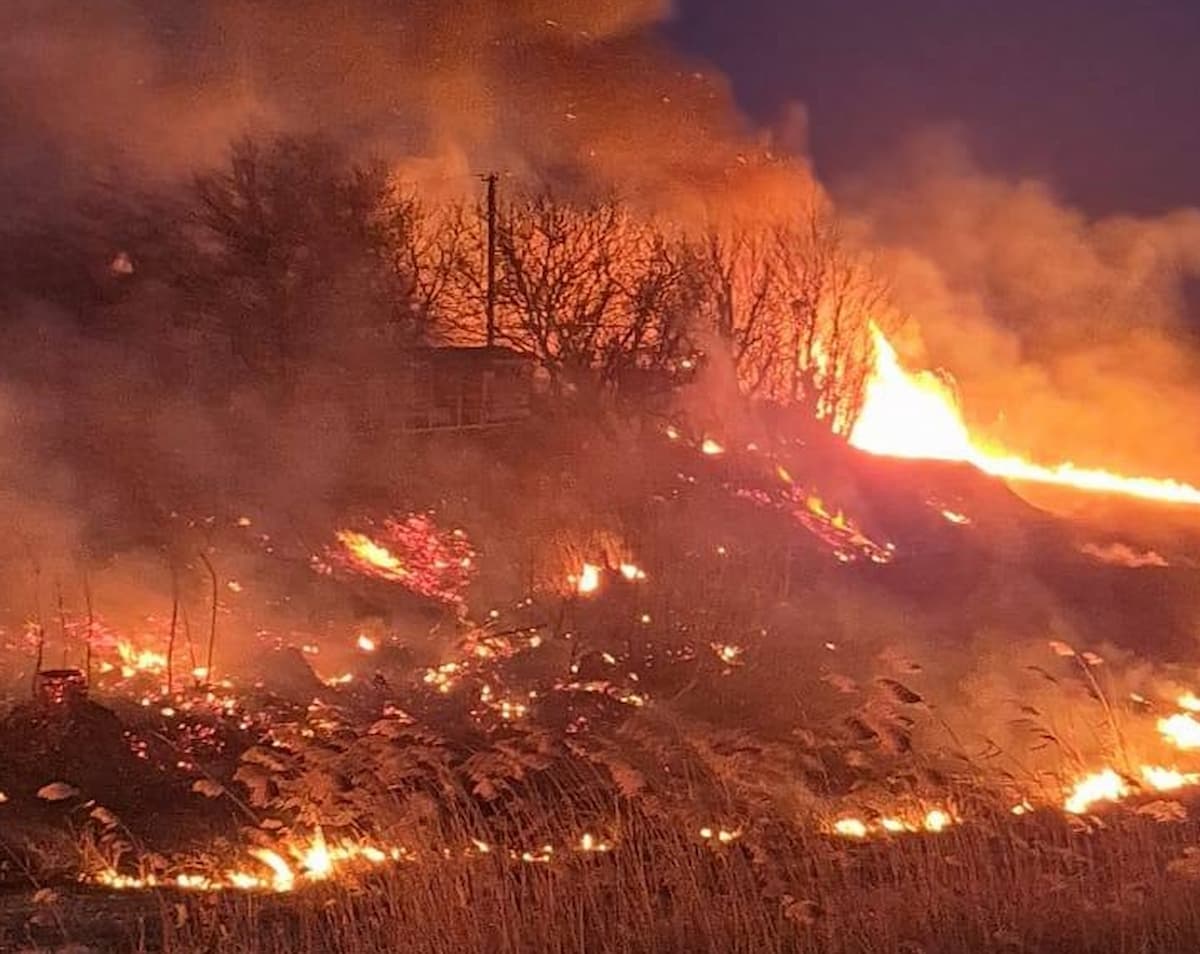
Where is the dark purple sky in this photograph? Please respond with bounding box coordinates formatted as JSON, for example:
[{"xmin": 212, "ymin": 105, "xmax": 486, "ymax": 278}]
[{"xmin": 666, "ymin": 0, "xmax": 1200, "ymax": 216}]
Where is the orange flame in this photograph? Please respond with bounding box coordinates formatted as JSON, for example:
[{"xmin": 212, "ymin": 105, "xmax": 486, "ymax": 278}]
[
  {"xmin": 336, "ymin": 531, "xmax": 408, "ymax": 581},
  {"xmin": 850, "ymin": 326, "xmax": 1200, "ymax": 505}
]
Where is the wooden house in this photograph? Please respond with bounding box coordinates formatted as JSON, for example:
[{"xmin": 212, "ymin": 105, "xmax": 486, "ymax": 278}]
[{"xmin": 393, "ymin": 346, "xmax": 535, "ymax": 431}]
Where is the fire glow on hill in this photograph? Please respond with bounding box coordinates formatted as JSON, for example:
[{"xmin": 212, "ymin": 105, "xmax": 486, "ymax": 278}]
[{"xmin": 850, "ymin": 326, "xmax": 1200, "ymax": 505}]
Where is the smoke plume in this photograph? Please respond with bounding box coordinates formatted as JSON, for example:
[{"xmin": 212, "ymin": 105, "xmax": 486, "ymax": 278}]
[
  {"xmin": 0, "ymin": 0, "xmax": 807, "ymax": 216},
  {"xmin": 842, "ymin": 128, "xmax": 1200, "ymax": 482}
]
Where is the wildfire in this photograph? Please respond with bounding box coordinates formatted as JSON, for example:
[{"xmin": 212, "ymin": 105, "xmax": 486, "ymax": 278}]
[{"xmin": 851, "ymin": 326, "xmax": 1200, "ymax": 505}]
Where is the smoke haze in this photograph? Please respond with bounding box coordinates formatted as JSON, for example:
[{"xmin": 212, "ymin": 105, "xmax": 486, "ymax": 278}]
[
  {"xmin": 842, "ymin": 129, "xmax": 1200, "ymax": 481},
  {"xmin": 0, "ymin": 0, "xmax": 806, "ymax": 216}
]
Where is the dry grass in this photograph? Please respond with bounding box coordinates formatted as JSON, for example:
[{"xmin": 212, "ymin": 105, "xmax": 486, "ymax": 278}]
[{"xmin": 13, "ymin": 805, "xmax": 1193, "ymax": 954}]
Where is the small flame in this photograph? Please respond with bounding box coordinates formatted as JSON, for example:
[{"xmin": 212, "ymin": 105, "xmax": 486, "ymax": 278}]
[
  {"xmin": 618, "ymin": 563, "xmax": 646, "ymax": 581},
  {"xmin": 300, "ymin": 829, "xmax": 333, "ymax": 879},
  {"xmin": 248, "ymin": 848, "xmax": 296, "ymax": 893},
  {"xmin": 833, "ymin": 818, "xmax": 868, "ymax": 839},
  {"xmin": 1141, "ymin": 765, "xmax": 1199, "ymax": 791},
  {"xmin": 337, "ymin": 531, "xmax": 408, "ymax": 580},
  {"xmin": 115, "ymin": 642, "xmax": 168, "ymax": 678},
  {"xmin": 1063, "ymin": 769, "xmax": 1128, "ymax": 814},
  {"xmin": 712, "ymin": 643, "xmax": 743, "ymax": 666},
  {"xmin": 1159, "ymin": 712, "xmax": 1200, "ymax": 749},
  {"xmin": 575, "ymin": 563, "xmax": 601, "ymax": 595}
]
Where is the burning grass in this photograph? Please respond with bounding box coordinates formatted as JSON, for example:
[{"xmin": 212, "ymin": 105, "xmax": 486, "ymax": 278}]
[
  {"xmin": 5, "ymin": 413, "xmax": 1200, "ymax": 952},
  {"xmin": 14, "ymin": 802, "xmax": 1200, "ymax": 953}
]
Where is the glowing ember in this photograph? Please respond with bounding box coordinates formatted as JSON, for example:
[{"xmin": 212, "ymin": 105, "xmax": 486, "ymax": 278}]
[
  {"xmin": 329, "ymin": 515, "xmax": 476, "ymax": 603},
  {"xmin": 737, "ymin": 486, "xmax": 894, "ymax": 564},
  {"xmin": 851, "ymin": 326, "xmax": 1200, "ymax": 505},
  {"xmin": 1179, "ymin": 692, "xmax": 1200, "ymax": 712},
  {"xmin": 578, "ymin": 832, "xmax": 611, "ymax": 852},
  {"xmin": 356, "ymin": 634, "xmax": 377, "ymax": 652},
  {"xmin": 423, "ymin": 661, "xmax": 462, "ymax": 693},
  {"xmin": 831, "ymin": 808, "xmax": 955, "ymax": 839},
  {"xmin": 337, "ymin": 531, "xmax": 408, "ymax": 581},
  {"xmin": 1079, "ymin": 542, "xmax": 1168, "ymax": 568},
  {"xmin": 700, "ymin": 438, "xmax": 724, "ymax": 456},
  {"xmin": 712, "ymin": 643, "xmax": 743, "ymax": 666},
  {"xmin": 698, "ymin": 826, "xmax": 741, "ymax": 844}
]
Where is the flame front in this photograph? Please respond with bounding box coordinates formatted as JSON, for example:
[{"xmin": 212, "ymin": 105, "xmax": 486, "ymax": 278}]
[{"xmin": 850, "ymin": 326, "xmax": 1200, "ymax": 505}]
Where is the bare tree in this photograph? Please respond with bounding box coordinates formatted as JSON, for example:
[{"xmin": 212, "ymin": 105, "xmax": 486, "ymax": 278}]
[
  {"xmin": 191, "ymin": 135, "xmax": 421, "ymax": 386},
  {"xmin": 440, "ymin": 192, "xmax": 697, "ymax": 393},
  {"xmin": 377, "ymin": 189, "xmax": 478, "ymax": 337},
  {"xmin": 405, "ymin": 186, "xmax": 891, "ymax": 426},
  {"xmin": 695, "ymin": 202, "xmax": 896, "ymax": 435},
  {"xmin": 692, "ymin": 227, "xmax": 780, "ymax": 395},
  {"xmin": 770, "ymin": 205, "xmax": 893, "ymax": 432}
]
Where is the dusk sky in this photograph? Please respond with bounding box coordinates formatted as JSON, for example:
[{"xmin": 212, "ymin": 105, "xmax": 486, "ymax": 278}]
[{"xmin": 668, "ymin": 0, "xmax": 1200, "ymax": 216}]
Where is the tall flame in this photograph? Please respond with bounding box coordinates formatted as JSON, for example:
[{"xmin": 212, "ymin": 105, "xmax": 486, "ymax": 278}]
[{"xmin": 850, "ymin": 326, "xmax": 1200, "ymax": 505}]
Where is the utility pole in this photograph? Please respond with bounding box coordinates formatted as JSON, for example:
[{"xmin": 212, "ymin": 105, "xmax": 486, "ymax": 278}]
[{"xmin": 484, "ymin": 172, "xmax": 498, "ymax": 348}]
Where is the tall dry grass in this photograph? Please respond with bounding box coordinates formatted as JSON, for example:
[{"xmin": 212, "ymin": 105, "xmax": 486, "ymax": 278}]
[{"xmin": 107, "ymin": 806, "xmax": 1200, "ymax": 954}]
